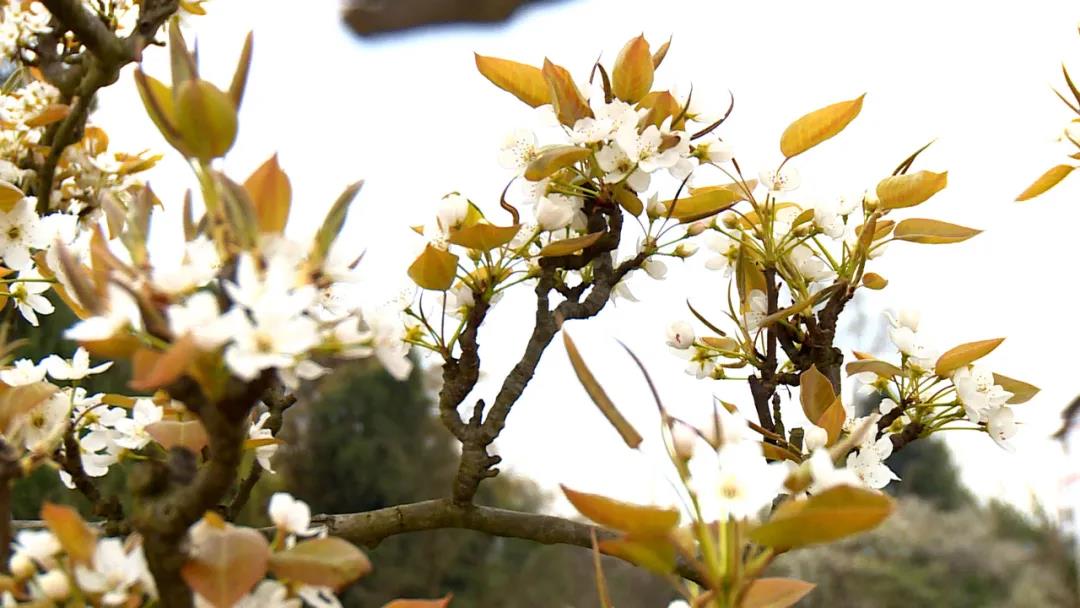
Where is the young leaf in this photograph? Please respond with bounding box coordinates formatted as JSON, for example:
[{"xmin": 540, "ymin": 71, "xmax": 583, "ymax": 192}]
[
  {"xmin": 612, "ymin": 35, "xmax": 653, "ymax": 103},
  {"xmin": 1016, "ymin": 165, "xmax": 1074, "ymax": 201},
  {"xmin": 934, "ymin": 338, "xmax": 1005, "ymax": 377},
  {"xmin": 542, "ymin": 59, "xmax": 592, "ymax": 127},
  {"xmin": 382, "ymin": 597, "xmax": 453, "ymax": 608},
  {"xmin": 861, "ymin": 272, "xmax": 888, "ymax": 290},
  {"xmin": 41, "ymin": 503, "xmax": 96, "ymax": 565},
  {"xmin": 651, "ymin": 36, "xmax": 672, "ymax": 69},
  {"xmin": 779, "ymin": 95, "xmax": 865, "ymax": 158},
  {"xmin": 229, "ymin": 31, "xmax": 254, "ymax": 109},
  {"xmin": 145, "ymin": 419, "xmax": 210, "ymax": 453},
  {"xmin": 597, "ymin": 536, "xmax": 675, "ymax": 575},
  {"xmin": 244, "ymin": 154, "xmax": 292, "ymax": 234},
  {"xmin": 174, "ymin": 79, "xmax": 238, "ymax": 161},
  {"xmin": 0, "ymin": 383, "xmax": 57, "ymax": 437},
  {"xmin": 892, "ymin": 218, "xmax": 981, "ymax": 244},
  {"xmin": 134, "ymin": 70, "xmax": 182, "ymax": 147},
  {"xmin": 539, "ymin": 232, "xmax": 603, "ymax": 257},
  {"xmin": 562, "ymin": 330, "xmax": 643, "ymax": 449},
  {"xmin": 523, "ymin": 145, "xmax": 591, "ymax": 181},
  {"xmin": 474, "ymin": 54, "xmax": 551, "ymax": 108},
  {"xmin": 662, "ymin": 189, "xmax": 738, "ymax": 223},
  {"xmin": 799, "ymin": 365, "xmax": 836, "ymax": 422},
  {"xmin": 741, "ymin": 578, "xmax": 816, "ymax": 608},
  {"xmin": 561, "ymin": 486, "xmax": 679, "ymax": 537},
  {"xmin": 25, "ymin": 103, "xmax": 70, "ymax": 128},
  {"xmin": 613, "ymin": 186, "xmax": 644, "ymax": 216},
  {"xmin": 268, "ymin": 537, "xmax": 372, "ymax": 590},
  {"xmin": 446, "ymin": 223, "xmax": 521, "ymax": 251},
  {"xmin": 992, "ymin": 373, "xmax": 1040, "ymax": 404},
  {"xmin": 749, "ymin": 486, "xmax": 893, "ymax": 549},
  {"xmin": 129, "ymin": 335, "xmax": 198, "ymax": 392},
  {"xmin": 181, "ymin": 521, "xmax": 270, "ymax": 608},
  {"xmin": 845, "ymin": 359, "xmax": 903, "ymax": 378},
  {"xmin": 0, "ymin": 181, "xmax": 24, "ymax": 212},
  {"xmin": 408, "ymin": 244, "xmax": 459, "ymax": 291},
  {"xmin": 313, "ymin": 181, "xmax": 363, "ymax": 262},
  {"xmin": 876, "ymin": 170, "xmax": 948, "ymax": 209}
]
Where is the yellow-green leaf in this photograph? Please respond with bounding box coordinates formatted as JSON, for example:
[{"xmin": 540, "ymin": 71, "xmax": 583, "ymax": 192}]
[
  {"xmin": 750, "ymin": 486, "xmax": 894, "ymax": 549},
  {"xmin": 741, "ymin": 578, "xmax": 816, "ymax": 608},
  {"xmin": 244, "ymin": 154, "xmax": 292, "ymax": 233},
  {"xmin": 861, "ymin": 272, "xmax": 888, "ymax": 290},
  {"xmin": 539, "ymin": 232, "xmax": 603, "ymax": 257},
  {"xmin": 134, "ymin": 70, "xmax": 181, "ymax": 145},
  {"xmin": 597, "ymin": 536, "xmax": 674, "ymax": 575},
  {"xmin": 845, "ymin": 359, "xmax": 903, "ymax": 378},
  {"xmin": 1016, "ymin": 164, "xmax": 1075, "ymax": 201},
  {"xmin": 524, "ymin": 145, "xmax": 591, "ymax": 181},
  {"xmin": 876, "ymin": 170, "xmax": 948, "ymax": 209},
  {"xmin": 447, "ymin": 223, "xmax": 521, "ymax": 251},
  {"xmin": 612, "ymin": 35, "xmax": 653, "ymax": 103},
  {"xmin": 174, "ymin": 79, "xmax": 238, "ymax": 161},
  {"xmin": 25, "ymin": 103, "xmax": 70, "ymax": 128},
  {"xmin": 0, "ymin": 181, "xmax": 23, "ymax": 212},
  {"xmin": 561, "ymin": 486, "xmax": 679, "ymax": 536},
  {"xmin": 229, "ymin": 31, "xmax": 254, "ymax": 109},
  {"xmin": 408, "ymin": 244, "xmax": 459, "ymax": 291},
  {"xmin": 313, "ymin": 181, "xmax": 363, "ymax": 263},
  {"xmin": 779, "ymin": 95, "xmax": 865, "ymax": 158},
  {"xmin": 892, "ymin": 218, "xmax": 981, "ymax": 244},
  {"xmin": 562, "ymin": 330, "xmax": 642, "ymax": 449},
  {"xmin": 993, "ymin": 373, "xmax": 1040, "ymax": 404},
  {"xmin": 662, "ymin": 189, "xmax": 738, "ymax": 223},
  {"xmin": 41, "ymin": 503, "xmax": 96, "ymax": 565},
  {"xmin": 935, "ymin": 338, "xmax": 1005, "ymax": 377},
  {"xmin": 474, "ymin": 54, "xmax": 550, "ymax": 108},
  {"xmin": 613, "ymin": 186, "xmax": 643, "ymax": 216},
  {"xmin": 543, "ymin": 58, "xmax": 592, "ymax": 127},
  {"xmin": 268, "ymin": 537, "xmax": 372, "ymax": 591}
]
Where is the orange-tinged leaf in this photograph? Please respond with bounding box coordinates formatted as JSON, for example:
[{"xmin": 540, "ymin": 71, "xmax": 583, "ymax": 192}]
[
  {"xmin": 749, "ymin": 485, "xmax": 893, "ymax": 549},
  {"xmin": 474, "ymin": 54, "xmax": 550, "ymax": 108},
  {"xmin": 25, "ymin": 103, "xmax": 70, "ymax": 127},
  {"xmin": 817, "ymin": 398, "xmax": 846, "ymax": 445},
  {"xmin": 597, "ymin": 536, "xmax": 674, "ymax": 575},
  {"xmin": 447, "ymin": 223, "xmax": 520, "ymax": 251},
  {"xmin": 861, "ymin": 272, "xmax": 888, "ymax": 290},
  {"xmin": 612, "ymin": 35, "xmax": 653, "ymax": 103},
  {"xmin": 741, "ymin": 578, "xmax": 816, "ymax": 608},
  {"xmin": 613, "ymin": 186, "xmax": 643, "ymax": 216},
  {"xmin": 638, "ymin": 90, "xmax": 679, "ymax": 128},
  {"xmin": 523, "ymin": 145, "xmax": 591, "ymax": 181},
  {"xmin": 780, "ymin": 95, "xmax": 864, "ymax": 158},
  {"xmin": 408, "ymin": 244, "xmax": 459, "ymax": 291},
  {"xmin": 876, "ymin": 170, "xmax": 948, "ymax": 209},
  {"xmin": 892, "ymin": 218, "xmax": 981, "ymax": 244},
  {"xmin": 799, "ymin": 365, "xmax": 836, "ymax": 424},
  {"xmin": 562, "ymin": 330, "xmax": 642, "ymax": 449},
  {"xmin": 382, "ymin": 596, "xmax": 453, "ymax": 608},
  {"xmin": 1016, "ymin": 164, "xmax": 1074, "ymax": 201},
  {"xmin": 181, "ymin": 520, "xmax": 269, "ymax": 608},
  {"xmin": 845, "ymin": 359, "xmax": 903, "ymax": 378},
  {"xmin": 934, "ymin": 338, "xmax": 1005, "ymax": 377},
  {"xmin": 268, "ymin": 537, "xmax": 372, "ymax": 590},
  {"xmin": 146, "ymin": 419, "xmax": 209, "ymax": 453},
  {"xmin": 543, "ymin": 59, "xmax": 592, "ymax": 127},
  {"xmin": 651, "ymin": 36, "xmax": 671, "ymax": 69},
  {"xmin": 662, "ymin": 189, "xmax": 738, "ymax": 223},
  {"xmin": 129, "ymin": 335, "xmax": 198, "ymax": 392},
  {"xmin": 561, "ymin": 486, "xmax": 679, "ymax": 536},
  {"xmin": 0, "ymin": 181, "xmax": 23, "ymax": 212},
  {"xmin": 80, "ymin": 335, "xmax": 141, "ymax": 360},
  {"xmin": 993, "ymin": 373, "xmax": 1040, "ymax": 404},
  {"xmin": 244, "ymin": 154, "xmax": 292, "ymax": 233},
  {"xmin": 174, "ymin": 79, "xmax": 238, "ymax": 160},
  {"xmin": 243, "ymin": 437, "xmax": 283, "ymax": 450},
  {"xmin": 41, "ymin": 503, "xmax": 96, "ymax": 565},
  {"xmin": 539, "ymin": 232, "xmax": 603, "ymax": 257}
]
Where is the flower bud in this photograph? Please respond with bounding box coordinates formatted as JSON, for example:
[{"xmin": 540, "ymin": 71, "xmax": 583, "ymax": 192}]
[
  {"xmin": 665, "ymin": 321, "xmax": 695, "ymax": 349},
  {"xmin": 862, "ymin": 188, "xmax": 880, "ymax": 211},
  {"xmin": 38, "ymin": 570, "xmax": 70, "ymax": 601},
  {"xmin": 804, "ymin": 425, "xmax": 828, "ymax": 451},
  {"xmin": 670, "ymin": 421, "xmax": 697, "ymax": 460},
  {"xmin": 9, "ymin": 553, "xmax": 34, "ymax": 580},
  {"xmin": 673, "ymin": 243, "xmax": 698, "ymax": 258},
  {"xmin": 721, "ymin": 212, "xmax": 739, "ymax": 229},
  {"xmin": 686, "ymin": 220, "xmax": 708, "ymax": 236}
]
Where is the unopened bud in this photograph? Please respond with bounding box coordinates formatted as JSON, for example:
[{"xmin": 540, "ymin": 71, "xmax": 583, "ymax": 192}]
[
  {"xmin": 687, "ymin": 220, "xmax": 709, "ymax": 236},
  {"xmin": 39, "ymin": 570, "xmax": 70, "ymax": 601},
  {"xmin": 9, "ymin": 553, "xmax": 34, "ymax": 580},
  {"xmin": 804, "ymin": 425, "xmax": 828, "ymax": 451},
  {"xmin": 721, "ymin": 212, "xmax": 739, "ymax": 229},
  {"xmin": 862, "ymin": 188, "xmax": 880, "ymax": 211},
  {"xmin": 673, "ymin": 242, "xmax": 699, "ymax": 258},
  {"xmin": 670, "ymin": 422, "xmax": 697, "ymax": 460}
]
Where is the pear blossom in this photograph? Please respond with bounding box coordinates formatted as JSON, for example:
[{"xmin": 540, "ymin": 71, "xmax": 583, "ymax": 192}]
[
  {"xmin": 535, "ymin": 194, "xmax": 582, "ymax": 231},
  {"xmin": 668, "ymin": 601, "xmax": 691, "ymax": 608},
  {"xmin": 644, "ymin": 258, "xmax": 667, "ymax": 279},
  {"xmin": 846, "ymin": 434, "xmax": 899, "ymax": 490},
  {"xmin": 497, "ymin": 129, "xmax": 539, "ymax": 173},
  {"xmin": 953, "ymin": 365, "xmax": 1012, "ymax": 423},
  {"xmin": 704, "ymin": 231, "xmax": 737, "ymax": 274},
  {"xmin": 64, "ymin": 285, "xmax": 142, "ymax": 342},
  {"xmin": 19, "ymin": 390, "xmax": 69, "ymax": 450},
  {"xmin": 278, "ymin": 358, "xmax": 329, "ymax": 391},
  {"xmin": 615, "ymin": 124, "xmax": 690, "ymax": 176},
  {"xmin": 231, "ymin": 581, "xmax": 301, "ymax": 608},
  {"xmin": 806, "ymin": 448, "xmax": 861, "ymax": 493},
  {"xmin": 44, "ymin": 347, "xmax": 113, "ymax": 381},
  {"xmin": 803, "ymin": 424, "xmax": 829, "ymax": 451},
  {"xmin": 693, "ymin": 137, "xmax": 735, "ymax": 164},
  {"xmin": 269, "ymin": 492, "xmax": 314, "ymax": 536},
  {"xmin": 11, "ymin": 530, "xmax": 61, "ymax": 568},
  {"xmin": 0, "ymin": 198, "xmax": 49, "ymax": 270},
  {"xmin": 296, "ymin": 585, "xmax": 343, "ymax": 608},
  {"xmin": 789, "ymin": 245, "xmax": 832, "ymax": 281},
  {"xmin": 688, "ymin": 441, "xmax": 789, "ymax": 521},
  {"xmin": 73, "ymin": 538, "xmax": 147, "ymax": 606},
  {"xmin": 666, "ymin": 321, "xmax": 695, "ymax": 349},
  {"xmin": 151, "ymin": 236, "xmax": 221, "ymax": 294},
  {"xmin": 742, "ymin": 289, "xmax": 769, "ymax": 334},
  {"xmin": 167, "ymin": 292, "xmax": 239, "ymax": 350},
  {"xmin": 113, "ymin": 399, "xmax": 163, "ymax": 450},
  {"xmin": 0, "ymin": 358, "xmax": 46, "ymax": 386},
  {"xmin": 9, "ymin": 268, "xmax": 53, "ymax": 326},
  {"xmin": 249, "ymin": 412, "xmax": 279, "ymax": 473},
  {"xmin": 813, "ymin": 200, "xmax": 847, "ymax": 239},
  {"xmin": 987, "ymin": 405, "xmax": 1018, "ymax": 451},
  {"xmin": 595, "ymin": 142, "xmax": 650, "ymax": 191},
  {"xmin": 878, "ymin": 397, "xmax": 901, "ymax": 416},
  {"xmin": 758, "ymin": 167, "xmax": 801, "ymax": 194},
  {"xmin": 37, "ymin": 569, "xmax": 70, "ymax": 601},
  {"xmin": 434, "ymin": 193, "xmax": 471, "ymax": 236},
  {"xmin": 224, "ymin": 304, "xmax": 321, "ymax": 381}
]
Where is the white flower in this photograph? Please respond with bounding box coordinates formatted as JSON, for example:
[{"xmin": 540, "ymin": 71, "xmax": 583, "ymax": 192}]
[
  {"xmin": 224, "ymin": 306, "xmax": 320, "ymax": 381},
  {"xmin": 758, "ymin": 167, "xmax": 801, "ymax": 193},
  {"xmin": 9, "ymin": 268, "xmax": 53, "ymax": 326},
  {"xmin": 249, "ymin": 412, "xmax": 279, "ymax": 473},
  {"xmin": 884, "ymin": 309, "xmax": 920, "ymax": 333},
  {"xmin": 64, "ymin": 285, "xmax": 142, "ymax": 342},
  {"xmin": 0, "ymin": 358, "xmax": 46, "ymax": 386},
  {"xmin": 112, "ymin": 399, "xmax": 164, "ymax": 451},
  {"xmin": 668, "ymin": 601, "xmax": 691, "ymax": 608},
  {"xmin": 688, "ymin": 441, "xmax": 788, "ymax": 521},
  {"xmin": 846, "ymin": 435, "xmax": 899, "ymax": 490},
  {"xmin": 368, "ymin": 309, "xmax": 413, "ymax": 381},
  {"xmin": 233, "ymin": 580, "xmax": 301, "ymax": 608},
  {"xmin": 665, "ymin": 321, "xmax": 695, "ymax": 349},
  {"xmin": 878, "ymin": 398, "xmax": 901, "ymax": 415},
  {"xmin": 296, "ymin": 586, "xmax": 342, "ymax": 608},
  {"xmin": 12, "ymin": 530, "xmax": 61, "ymax": 567},
  {"xmin": 278, "ymin": 358, "xmax": 329, "ymax": 391},
  {"xmin": 19, "ymin": 390, "xmax": 69, "ymax": 450},
  {"xmin": 167, "ymin": 292, "xmax": 237, "ymax": 351},
  {"xmin": 616, "ymin": 124, "xmax": 689, "ymax": 176},
  {"xmin": 0, "ymin": 198, "xmax": 49, "ymax": 270},
  {"xmin": 152, "ymin": 236, "xmax": 221, "ymax": 294},
  {"xmin": 644, "ymin": 258, "xmax": 667, "ymax": 279},
  {"xmin": 595, "ymin": 142, "xmax": 650, "ymax": 191},
  {"xmin": 268, "ymin": 492, "xmax": 314, "ymax": 535},
  {"xmin": 434, "ymin": 193, "xmax": 470, "ymax": 235},
  {"xmin": 497, "ymin": 129, "xmax": 538, "ymax": 173},
  {"xmin": 37, "ymin": 569, "xmax": 70, "ymax": 601},
  {"xmin": 743, "ymin": 289, "xmax": 769, "ymax": 334},
  {"xmin": 803, "ymin": 424, "xmax": 828, "ymax": 451},
  {"xmin": 73, "ymin": 538, "xmax": 145, "ymax": 606},
  {"xmin": 9, "ymin": 552, "xmax": 35, "ymax": 579},
  {"xmin": 44, "ymin": 347, "xmax": 113, "ymax": 381},
  {"xmin": 813, "ymin": 200, "xmax": 846, "ymax": 239},
  {"xmin": 953, "ymin": 365, "xmax": 1012, "ymax": 423},
  {"xmin": 987, "ymin": 406, "xmax": 1018, "ymax": 452},
  {"xmin": 806, "ymin": 448, "xmax": 861, "ymax": 493},
  {"xmin": 535, "ymin": 194, "xmax": 582, "ymax": 231},
  {"xmin": 704, "ymin": 231, "xmax": 737, "ymax": 274},
  {"xmin": 694, "ymin": 137, "xmax": 735, "ymax": 164},
  {"xmin": 789, "ymin": 245, "xmax": 832, "ymax": 282}
]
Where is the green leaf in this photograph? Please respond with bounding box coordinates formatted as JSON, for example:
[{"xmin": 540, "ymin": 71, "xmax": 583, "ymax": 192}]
[
  {"xmin": 174, "ymin": 79, "xmax": 238, "ymax": 161},
  {"xmin": 750, "ymin": 486, "xmax": 894, "ymax": 549},
  {"xmin": 779, "ymin": 95, "xmax": 864, "ymax": 158},
  {"xmin": 935, "ymin": 338, "xmax": 1005, "ymax": 377},
  {"xmin": 892, "ymin": 218, "xmax": 980, "ymax": 244},
  {"xmin": 563, "ymin": 330, "xmax": 642, "ymax": 449},
  {"xmin": 268, "ymin": 537, "xmax": 372, "ymax": 590}
]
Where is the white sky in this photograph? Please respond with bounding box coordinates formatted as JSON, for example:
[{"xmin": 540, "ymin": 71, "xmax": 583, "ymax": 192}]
[{"xmin": 93, "ymin": 0, "xmax": 1080, "ymax": 517}]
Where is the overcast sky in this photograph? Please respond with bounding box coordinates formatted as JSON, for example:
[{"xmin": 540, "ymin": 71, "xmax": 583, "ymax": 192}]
[{"xmin": 94, "ymin": 0, "xmax": 1080, "ymax": 517}]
